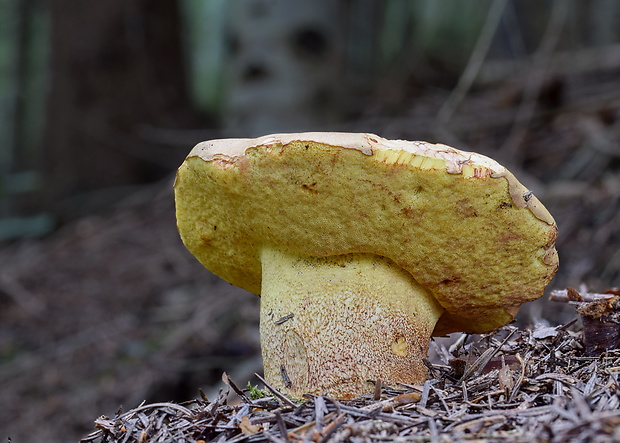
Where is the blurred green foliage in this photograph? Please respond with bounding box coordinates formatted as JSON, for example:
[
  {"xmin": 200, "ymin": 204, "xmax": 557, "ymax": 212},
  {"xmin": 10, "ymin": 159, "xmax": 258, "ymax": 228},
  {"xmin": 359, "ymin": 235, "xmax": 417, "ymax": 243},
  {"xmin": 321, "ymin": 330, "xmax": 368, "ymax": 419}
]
[
  {"xmin": 181, "ymin": 0, "xmax": 228, "ymax": 115},
  {"xmin": 381, "ymin": 1, "xmax": 492, "ymax": 66}
]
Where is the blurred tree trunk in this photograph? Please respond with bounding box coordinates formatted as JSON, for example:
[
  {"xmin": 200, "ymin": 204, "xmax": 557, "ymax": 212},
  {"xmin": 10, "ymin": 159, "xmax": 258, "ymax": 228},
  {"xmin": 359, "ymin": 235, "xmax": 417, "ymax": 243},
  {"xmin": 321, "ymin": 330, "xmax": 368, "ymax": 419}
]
[
  {"xmin": 2, "ymin": 0, "xmax": 35, "ymax": 218},
  {"xmin": 222, "ymin": 0, "xmax": 349, "ymax": 136},
  {"xmin": 45, "ymin": 0, "xmax": 200, "ymax": 216}
]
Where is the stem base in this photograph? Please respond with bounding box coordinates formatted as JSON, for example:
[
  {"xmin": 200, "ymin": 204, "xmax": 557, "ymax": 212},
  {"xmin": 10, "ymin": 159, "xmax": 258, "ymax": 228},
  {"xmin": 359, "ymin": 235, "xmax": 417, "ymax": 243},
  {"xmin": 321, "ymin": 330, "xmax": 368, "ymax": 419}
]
[{"xmin": 259, "ymin": 245, "xmax": 443, "ymax": 399}]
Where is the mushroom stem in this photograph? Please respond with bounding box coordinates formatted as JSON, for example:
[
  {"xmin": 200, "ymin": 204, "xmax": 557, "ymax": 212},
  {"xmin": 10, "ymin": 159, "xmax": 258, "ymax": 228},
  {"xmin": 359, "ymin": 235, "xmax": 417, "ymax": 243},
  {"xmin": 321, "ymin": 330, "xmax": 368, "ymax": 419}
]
[{"xmin": 259, "ymin": 244, "xmax": 444, "ymax": 399}]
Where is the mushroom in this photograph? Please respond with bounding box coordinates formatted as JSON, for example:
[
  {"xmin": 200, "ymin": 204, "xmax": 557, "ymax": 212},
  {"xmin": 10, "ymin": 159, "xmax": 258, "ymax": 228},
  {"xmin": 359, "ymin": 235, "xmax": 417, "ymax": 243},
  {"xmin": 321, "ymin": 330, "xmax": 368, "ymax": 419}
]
[{"xmin": 174, "ymin": 132, "xmax": 558, "ymax": 399}]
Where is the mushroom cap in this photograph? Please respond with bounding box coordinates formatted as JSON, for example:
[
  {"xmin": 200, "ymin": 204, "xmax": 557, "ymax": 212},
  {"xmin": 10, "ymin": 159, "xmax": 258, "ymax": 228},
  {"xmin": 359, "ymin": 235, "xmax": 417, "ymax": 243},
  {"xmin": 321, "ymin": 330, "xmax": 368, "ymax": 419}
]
[{"xmin": 174, "ymin": 133, "xmax": 558, "ymax": 335}]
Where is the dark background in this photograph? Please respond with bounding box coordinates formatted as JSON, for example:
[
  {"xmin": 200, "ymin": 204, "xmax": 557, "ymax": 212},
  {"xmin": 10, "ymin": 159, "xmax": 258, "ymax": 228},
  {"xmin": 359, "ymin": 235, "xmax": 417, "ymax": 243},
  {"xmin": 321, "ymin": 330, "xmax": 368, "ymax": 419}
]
[{"xmin": 1, "ymin": 0, "xmax": 619, "ymax": 440}]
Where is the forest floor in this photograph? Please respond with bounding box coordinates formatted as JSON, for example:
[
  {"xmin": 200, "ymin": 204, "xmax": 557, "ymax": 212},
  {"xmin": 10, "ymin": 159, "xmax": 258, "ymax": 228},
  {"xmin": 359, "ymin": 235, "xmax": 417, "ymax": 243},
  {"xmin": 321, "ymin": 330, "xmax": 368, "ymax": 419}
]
[
  {"xmin": 82, "ymin": 322, "xmax": 620, "ymax": 442},
  {"xmin": 1, "ymin": 52, "xmax": 620, "ymax": 442}
]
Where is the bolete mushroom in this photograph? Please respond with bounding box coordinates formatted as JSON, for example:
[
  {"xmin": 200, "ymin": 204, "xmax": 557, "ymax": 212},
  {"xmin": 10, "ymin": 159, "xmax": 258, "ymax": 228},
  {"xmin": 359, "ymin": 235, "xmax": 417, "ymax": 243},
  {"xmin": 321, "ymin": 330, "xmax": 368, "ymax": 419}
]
[{"xmin": 174, "ymin": 132, "xmax": 558, "ymax": 399}]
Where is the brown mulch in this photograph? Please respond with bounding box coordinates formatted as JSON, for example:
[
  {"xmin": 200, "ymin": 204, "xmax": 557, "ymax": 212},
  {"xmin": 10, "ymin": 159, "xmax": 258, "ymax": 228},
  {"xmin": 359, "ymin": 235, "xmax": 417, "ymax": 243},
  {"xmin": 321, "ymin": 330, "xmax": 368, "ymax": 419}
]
[{"xmin": 80, "ymin": 322, "xmax": 620, "ymax": 442}]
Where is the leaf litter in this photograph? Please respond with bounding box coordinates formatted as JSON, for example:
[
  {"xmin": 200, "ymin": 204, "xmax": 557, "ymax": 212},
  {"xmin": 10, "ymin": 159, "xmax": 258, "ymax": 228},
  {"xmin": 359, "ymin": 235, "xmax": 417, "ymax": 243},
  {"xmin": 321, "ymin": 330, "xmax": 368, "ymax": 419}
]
[{"xmin": 81, "ymin": 319, "xmax": 620, "ymax": 442}]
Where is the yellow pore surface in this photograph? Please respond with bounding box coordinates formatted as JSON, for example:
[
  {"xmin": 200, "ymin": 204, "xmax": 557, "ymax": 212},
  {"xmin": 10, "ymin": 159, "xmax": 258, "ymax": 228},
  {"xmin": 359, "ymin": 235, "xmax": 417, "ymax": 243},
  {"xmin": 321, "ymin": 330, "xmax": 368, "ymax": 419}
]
[{"xmin": 175, "ymin": 138, "xmax": 558, "ymax": 334}]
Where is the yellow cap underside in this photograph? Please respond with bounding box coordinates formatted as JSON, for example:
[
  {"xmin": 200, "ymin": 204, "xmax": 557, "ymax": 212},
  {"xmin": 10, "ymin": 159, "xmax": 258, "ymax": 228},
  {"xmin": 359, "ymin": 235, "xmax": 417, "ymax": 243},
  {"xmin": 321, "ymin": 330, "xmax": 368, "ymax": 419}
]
[{"xmin": 175, "ymin": 139, "xmax": 557, "ymax": 334}]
